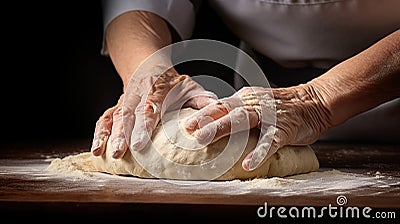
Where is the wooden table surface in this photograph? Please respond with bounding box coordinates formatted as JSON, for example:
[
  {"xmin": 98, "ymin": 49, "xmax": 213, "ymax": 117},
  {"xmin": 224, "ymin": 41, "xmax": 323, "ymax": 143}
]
[{"xmin": 1, "ymin": 140, "xmax": 399, "ymax": 222}]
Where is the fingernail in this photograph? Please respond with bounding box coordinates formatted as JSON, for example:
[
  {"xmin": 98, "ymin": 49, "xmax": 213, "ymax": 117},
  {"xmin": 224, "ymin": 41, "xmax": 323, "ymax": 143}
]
[
  {"xmin": 248, "ymin": 159, "xmax": 260, "ymax": 171},
  {"xmin": 112, "ymin": 150, "xmax": 123, "ymax": 159},
  {"xmin": 92, "ymin": 147, "xmax": 101, "ymax": 156},
  {"xmin": 242, "ymin": 158, "xmax": 251, "ymax": 171},
  {"xmin": 91, "ymin": 130, "xmax": 110, "ymax": 155},
  {"xmin": 91, "ymin": 139, "xmax": 102, "ymax": 155},
  {"xmin": 112, "ymin": 138, "xmax": 125, "ymax": 159},
  {"xmin": 248, "ymin": 156, "xmax": 264, "ymax": 171}
]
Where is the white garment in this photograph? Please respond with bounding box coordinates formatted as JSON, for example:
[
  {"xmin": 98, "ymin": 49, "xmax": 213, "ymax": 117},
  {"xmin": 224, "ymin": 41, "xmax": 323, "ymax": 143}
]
[
  {"xmin": 320, "ymin": 98, "xmax": 400, "ymax": 142},
  {"xmin": 101, "ymin": 0, "xmax": 400, "ymax": 142},
  {"xmin": 209, "ymin": 0, "xmax": 400, "ymax": 69},
  {"xmin": 101, "ymin": 0, "xmax": 196, "ymax": 56},
  {"xmin": 102, "ymin": 0, "xmax": 399, "ymax": 68}
]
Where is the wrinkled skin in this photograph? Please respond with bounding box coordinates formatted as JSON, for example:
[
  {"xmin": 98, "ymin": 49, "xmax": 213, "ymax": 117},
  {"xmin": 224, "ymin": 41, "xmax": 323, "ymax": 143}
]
[
  {"xmin": 92, "ymin": 7, "xmax": 399, "ymax": 175},
  {"xmin": 184, "ymin": 29, "xmax": 400, "ymax": 172},
  {"xmin": 184, "ymin": 84, "xmax": 331, "ymax": 171},
  {"xmin": 91, "ymin": 68, "xmax": 217, "ymax": 159}
]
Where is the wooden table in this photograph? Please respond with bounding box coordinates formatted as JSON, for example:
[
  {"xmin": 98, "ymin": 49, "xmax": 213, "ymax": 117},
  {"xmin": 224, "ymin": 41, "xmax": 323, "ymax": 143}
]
[{"xmin": 1, "ymin": 140, "xmax": 399, "ymax": 222}]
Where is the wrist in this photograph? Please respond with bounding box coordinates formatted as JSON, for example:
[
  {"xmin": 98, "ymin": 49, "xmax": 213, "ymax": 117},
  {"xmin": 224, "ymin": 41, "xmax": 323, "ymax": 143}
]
[
  {"xmin": 307, "ymin": 30, "xmax": 400, "ymax": 127},
  {"xmin": 295, "ymin": 82, "xmax": 335, "ymax": 128},
  {"xmin": 106, "ymin": 10, "xmax": 173, "ymax": 89},
  {"xmin": 123, "ymin": 66, "xmax": 182, "ymax": 91},
  {"xmin": 306, "ymin": 66, "xmax": 370, "ymax": 127}
]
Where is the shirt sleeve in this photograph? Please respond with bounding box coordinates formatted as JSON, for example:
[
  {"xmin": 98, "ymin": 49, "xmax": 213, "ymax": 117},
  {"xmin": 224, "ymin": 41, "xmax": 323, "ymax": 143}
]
[{"xmin": 101, "ymin": 0, "xmax": 197, "ymax": 56}]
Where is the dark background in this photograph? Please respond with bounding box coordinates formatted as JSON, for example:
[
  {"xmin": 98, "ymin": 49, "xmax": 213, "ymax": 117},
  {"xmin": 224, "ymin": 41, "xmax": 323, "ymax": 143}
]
[{"xmin": 2, "ymin": 1, "xmax": 239, "ymax": 146}]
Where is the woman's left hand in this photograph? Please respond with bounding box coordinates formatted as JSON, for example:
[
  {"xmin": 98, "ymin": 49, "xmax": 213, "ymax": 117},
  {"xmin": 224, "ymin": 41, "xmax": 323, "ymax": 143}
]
[{"xmin": 183, "ymin": 85, "xmax": 332, "ymax": 171}]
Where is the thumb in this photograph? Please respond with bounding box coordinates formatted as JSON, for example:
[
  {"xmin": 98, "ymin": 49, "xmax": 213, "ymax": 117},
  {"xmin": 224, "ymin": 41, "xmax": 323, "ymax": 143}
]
[{"xmin": 242, "ymin": 126, "xmax": 282, "ymax": 171}]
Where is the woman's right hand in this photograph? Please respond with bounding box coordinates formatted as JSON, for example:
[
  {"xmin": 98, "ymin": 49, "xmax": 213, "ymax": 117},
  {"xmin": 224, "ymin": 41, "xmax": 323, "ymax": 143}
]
[{"xmin": 90, "ymin": 68, "xmax": 217, "ymax": 159}]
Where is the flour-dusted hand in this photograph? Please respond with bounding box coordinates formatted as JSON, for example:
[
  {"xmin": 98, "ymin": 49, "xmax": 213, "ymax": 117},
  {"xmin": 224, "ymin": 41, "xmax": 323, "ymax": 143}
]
[
  {"xmin": 91, "ymin": 67, "xmax": 217, "ymax": 159},
  {"xmin": 184, "ymin": 85, "xmax": 332, "ymax": 171},
  {"xmin": 89, "ymin": 10, "xmax": 218, "ymax": 159}
]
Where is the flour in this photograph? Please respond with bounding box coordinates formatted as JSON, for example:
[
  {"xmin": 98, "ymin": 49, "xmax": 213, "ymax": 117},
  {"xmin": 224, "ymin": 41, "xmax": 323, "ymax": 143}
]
[
  {"xmin": 45, "ymin": 155, "xmax": 385, "ymax": 197},
  {"xmin": 245, "ymin": 177, "xmax": 306, "ymax": 189},
  {"xmin": 47, "ymin": 154, "xmax": 95, "ymax": 179},
  {"xmin": 47, "ymin": 108, "xmax": 319, "ymax": 181},
  {"xmin": 220, "ymin": 169, "xmax": 379, "ymax": 197},
  {"xmin": 45, "ymin": 151, "xmax": 383, "ymax": 194}
]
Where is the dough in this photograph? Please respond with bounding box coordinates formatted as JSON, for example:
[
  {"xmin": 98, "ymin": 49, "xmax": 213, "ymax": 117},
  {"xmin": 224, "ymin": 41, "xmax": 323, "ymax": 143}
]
[{"xmin": 48, "ymin": 108, "xmax": 319, "ymax": 180}]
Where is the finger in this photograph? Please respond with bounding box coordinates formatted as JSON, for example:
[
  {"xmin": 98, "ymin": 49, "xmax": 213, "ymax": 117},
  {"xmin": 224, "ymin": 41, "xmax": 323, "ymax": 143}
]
[
  {"xmin": 183, "ymin": 95, "xmax": 218, "ymax": 110},
  {"xmin": 183, "ymin": 99, "xmax": 236, "ymax": 132},
  {"xmin": 122, "ymin": 91, "xmax": 142, "ymax": 149},
  {"xmin": 130, "ymin": 99, "xmax": 161, "ymax": 151},
  {"xmin": 129, "ymin": 72, "xmax": 178, "ymax": 151},
  {"xmin": 193, "ymin": 107, "xmax": 259, "ymax": 144},
  {"xmin": 242, "ymin": 126, "xmax": 280, "ymax": 171},
  {"xmin": 107, "ymin": 105, "xmax": 129, "ymax": 159},
  {"xmin": 163, "ymin": 78, "xmax": 218, "ymax": 111},
  {"xmin": 91, "ymin": 106, "xmax": 116, "ymax": 156}
]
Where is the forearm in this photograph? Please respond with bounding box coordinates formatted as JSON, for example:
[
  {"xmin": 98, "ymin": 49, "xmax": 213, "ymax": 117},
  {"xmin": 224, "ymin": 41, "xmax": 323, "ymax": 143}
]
[
  {"xmin": 309, "ymin": 29, "xmax": 400, "ymax": 127},
  {"xmin": 105, "ymin": 10, "xmax": 173, "ymax": 87}
]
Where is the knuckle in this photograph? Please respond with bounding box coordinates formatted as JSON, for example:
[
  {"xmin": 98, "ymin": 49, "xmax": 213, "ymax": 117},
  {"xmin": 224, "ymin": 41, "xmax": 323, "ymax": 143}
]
[
  {"xmin": 121, "ymin": 105, "xmax": 135, "ymax": 116},
  {"xmin": 134, "ymin": 103, "xmax": 146, "ymax": 114},
  {"xmin": 101, "ymin": 109, "xmax": 113, "ymax": 120},
  {"xmin": 95, "ymin": 116, "xmax": 110, "ymax": 128},
  {"xmin": 112, "ymin": 106, "xmax": 123, "ymax": 117},
  {"xmin": 215, "ymin": 99, "xmax": 232, "ymax": 112},
  {"xmin": 94, "ymin": 128, "xmax": 111, "ymax": 139}
]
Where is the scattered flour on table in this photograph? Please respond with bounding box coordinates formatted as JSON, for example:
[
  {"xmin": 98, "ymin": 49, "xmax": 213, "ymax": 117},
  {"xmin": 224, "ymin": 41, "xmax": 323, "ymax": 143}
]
[
  {"xmin": 46, "ymin": 154, "xmax": 391, "ymax": 194},
  {"xmin": 227, "ymin": 169, "xmax": 379, "ymax": 194},
  {"xmin": 47, "ymin": 153, "xmax": 96, "ymax": 179},
  {"xmin": 241, "ymin": 177, "xmax": 306, "ymax": 189},
  {"xmin": 47, "ymin": 155, "xmax": 379, "ymax": 189}
]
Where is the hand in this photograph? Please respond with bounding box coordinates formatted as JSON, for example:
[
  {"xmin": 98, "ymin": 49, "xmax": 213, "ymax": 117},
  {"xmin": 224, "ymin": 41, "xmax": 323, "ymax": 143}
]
[
  {"xmin": 91, "ymin": 68, "xmax": 217, "ymax": 159},
  {"xmin": 183, "ymin": 85, "xmax": 332, "ymax": 171}
]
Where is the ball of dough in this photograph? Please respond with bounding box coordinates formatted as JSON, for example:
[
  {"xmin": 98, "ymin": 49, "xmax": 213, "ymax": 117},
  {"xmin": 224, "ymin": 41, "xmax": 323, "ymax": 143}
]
[
  {"xmin": 48, "ymin": 108, "xmax": 319, "ymax": 180},
  {"xmin": 87, "ymin": 108, "xmax": 319, "ymax": 180}
]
